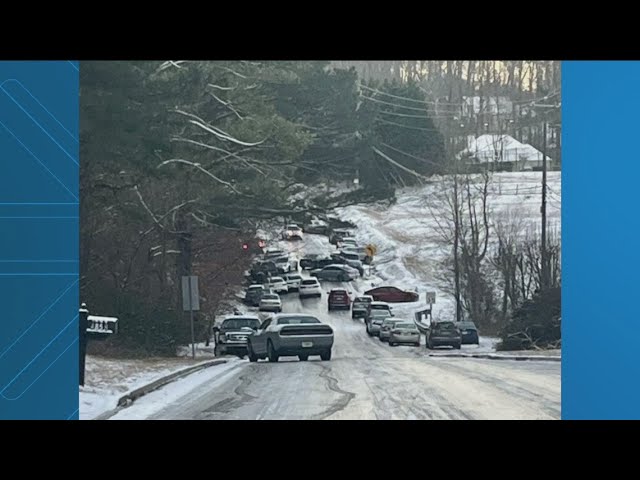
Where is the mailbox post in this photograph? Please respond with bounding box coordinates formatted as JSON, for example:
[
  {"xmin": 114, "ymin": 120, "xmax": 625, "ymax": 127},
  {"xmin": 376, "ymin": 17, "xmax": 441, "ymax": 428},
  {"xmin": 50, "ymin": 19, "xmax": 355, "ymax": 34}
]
[
  {"xmin": 79, "ymin": 303, "xmax": 118, "ymax": 387},
  {"xmin": 79, "ymin": 304, "xmax": 89, "ymax": 386}
]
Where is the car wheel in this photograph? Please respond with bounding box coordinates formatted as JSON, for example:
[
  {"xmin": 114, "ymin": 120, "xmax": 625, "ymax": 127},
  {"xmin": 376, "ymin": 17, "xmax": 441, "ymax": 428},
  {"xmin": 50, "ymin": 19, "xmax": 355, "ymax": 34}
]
[
  {"xmin": 267, "ymin": 341, "xmax": 279, "ymax": 363},
  {"xmin": 299, "ymin": 354, "xmax": 309, "ymax": 361},
  {"xmin": 455, "ymin": 343, "xmax": 461, "ymax": 350},
  {"xmin": 389, "ymin": 342, "xmax": 396, "ymax": 347},
  {"xmin": 247, "ymin": 343, "xmax": 258, "ymax": 363},
  {"xmin": 320, "ymin": 350, "xmax": 332, "ymax": 361}
]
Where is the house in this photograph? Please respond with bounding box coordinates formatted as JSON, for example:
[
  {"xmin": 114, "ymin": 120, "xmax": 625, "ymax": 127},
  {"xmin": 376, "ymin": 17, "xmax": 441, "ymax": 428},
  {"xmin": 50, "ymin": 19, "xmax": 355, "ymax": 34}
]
[{"xmin": 456, "ymin": 134, "xmax": 552, "ymax": 172}]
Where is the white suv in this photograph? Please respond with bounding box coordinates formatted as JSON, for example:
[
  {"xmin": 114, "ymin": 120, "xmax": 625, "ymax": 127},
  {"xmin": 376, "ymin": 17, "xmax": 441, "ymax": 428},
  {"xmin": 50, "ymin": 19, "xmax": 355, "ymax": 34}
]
[
  {"xmin": 284, "ymin": 273, "xmax": 303, "ymax": 291},
  {"xmin": 299, "ymin": 278, "xmax": 322, "ymax": 298}
]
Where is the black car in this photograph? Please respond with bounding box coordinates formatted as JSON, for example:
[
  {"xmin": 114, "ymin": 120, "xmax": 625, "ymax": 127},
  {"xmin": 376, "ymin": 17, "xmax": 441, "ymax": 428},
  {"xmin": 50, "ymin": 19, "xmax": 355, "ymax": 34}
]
[
  {"xmin": 304, "ymin": 224, "xmax": 329, "ymax": 235},
  {"xmin": 426, "ymin": 321, "xmax": 462, "ymax": 349},
  {"xmin": 213, "ymin": 316, "xmax": 261, "ymax": 358},
  {"xmin": 456, "ymin": 321, "xmax": 479, "ymax": 345},
  {"xmin": 244, "ymin": 285, "xmax": 266, "ymax": 306},
  {"xmin": 329, "ymin": 228, "xmax": 353, "ymax": 245}
]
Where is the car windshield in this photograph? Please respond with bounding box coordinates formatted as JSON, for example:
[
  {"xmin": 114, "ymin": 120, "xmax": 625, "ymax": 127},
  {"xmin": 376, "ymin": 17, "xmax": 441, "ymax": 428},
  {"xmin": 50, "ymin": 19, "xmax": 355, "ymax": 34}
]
[
  {"xmin": 262, "ymin": 294, "xmax": 279, "ymax": 300},
  {"xmin": 287, "ymin": 275, "xmax": 302, "ymax": 280},
  {"xmin": 355, "ymin": 297, "xmax": 372, "ymax": 303},
  {"xmin": 277, "ymin": 316, "xmax": 321, "ymax": 325},
  {"xmin": 270, "ymin": 277, "xmax": 283, "ymax": 282},
  {"xmin": 221, "ymin": 318, "xmax": 260, "ymax": 330},
  {"xmin": 396, "ymin": 323, "xmax": 417, "ymax": 330},
  {"xmin": 371, "ymin": 304, "xmax": 389, "ymax": 310},
  {"xmin": 435, "ymin": 322, "xmax": 456, "ymax": 331},
  {"xmin": 287, "ymin": 225, "xmax": 299, "ymax": 229},
  {"xmin": 248, "ymin": 286, "xmax": 263, "ymax": 291},
  {"xmin": 371, "ymin": 311, "xmax": 391, "ymax": 318},
  {"xmin": 342, "ymin": 253, "xmax": 359, "ymax": 261},
  {"xmin": 459, "ymin": 322, "xmax": 476, "ymax": 329},
  {"xmin": 301, "ymin": 280, "xmax": 318, "ymax": 286},
  {"xmin": 383, "ymin": 319, "xmax": 399, "ymax": 326}
]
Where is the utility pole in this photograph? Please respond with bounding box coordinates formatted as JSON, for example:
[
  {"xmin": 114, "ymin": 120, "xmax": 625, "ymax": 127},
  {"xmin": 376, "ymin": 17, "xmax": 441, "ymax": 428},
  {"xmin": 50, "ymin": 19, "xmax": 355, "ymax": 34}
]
[{"xmin": 541, "ymin": 121, "xmax": 548, "ymax": 290}]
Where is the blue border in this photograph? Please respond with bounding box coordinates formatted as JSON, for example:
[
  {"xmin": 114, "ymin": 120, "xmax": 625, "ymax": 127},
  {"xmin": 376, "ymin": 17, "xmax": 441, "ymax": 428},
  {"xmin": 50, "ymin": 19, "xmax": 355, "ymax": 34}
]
[
  {"xmin": 563, "ymin": 61, "xmax": 640, "ymax": 419},
  {"xmin": 0, "ymin": 61, "xmax": 79, "ymax": 420}
]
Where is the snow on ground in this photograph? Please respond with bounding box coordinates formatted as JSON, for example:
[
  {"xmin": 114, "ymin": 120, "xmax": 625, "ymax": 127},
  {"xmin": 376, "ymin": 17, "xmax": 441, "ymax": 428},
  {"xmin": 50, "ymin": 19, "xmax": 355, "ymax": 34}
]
[
  {"xmin": 80, "ymin": 349, "xmax": 223, "ymax": 420},
  {"xmin": 336, "ymin": 171, "xmax": 561, "ymax": 323},
  {"xmin": 109, "ymin": 359, "xmax": 244, "ymax": 420}
]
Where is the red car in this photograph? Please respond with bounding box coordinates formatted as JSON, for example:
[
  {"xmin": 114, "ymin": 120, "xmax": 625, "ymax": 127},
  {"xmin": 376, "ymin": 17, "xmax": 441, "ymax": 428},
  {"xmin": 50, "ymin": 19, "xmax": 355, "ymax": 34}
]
[
  {"xmin": 364, "ymin": 286, "xmax": 419, "ymax": 303},
  {"xmin": 328, "ymin": 288, "xmax": 352, "ymax": 311}
]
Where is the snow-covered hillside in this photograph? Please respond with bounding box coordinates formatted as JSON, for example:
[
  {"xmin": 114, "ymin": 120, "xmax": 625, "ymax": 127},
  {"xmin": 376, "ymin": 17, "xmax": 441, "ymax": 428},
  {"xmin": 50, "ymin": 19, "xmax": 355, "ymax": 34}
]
[{"xmin": 336, "ymin": 171, "xmax": 561, "ymax": 321}]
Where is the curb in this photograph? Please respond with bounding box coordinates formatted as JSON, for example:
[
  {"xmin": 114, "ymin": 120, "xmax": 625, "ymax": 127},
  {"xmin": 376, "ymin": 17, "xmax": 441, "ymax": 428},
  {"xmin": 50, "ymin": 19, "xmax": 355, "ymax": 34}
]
[
  {"xmin": 428, "ymin": 352, "xmax": 561, "ymax": 362},
  {"xmin": 93, "ymin": 359, "xmax": 228, "ymax": 420}
]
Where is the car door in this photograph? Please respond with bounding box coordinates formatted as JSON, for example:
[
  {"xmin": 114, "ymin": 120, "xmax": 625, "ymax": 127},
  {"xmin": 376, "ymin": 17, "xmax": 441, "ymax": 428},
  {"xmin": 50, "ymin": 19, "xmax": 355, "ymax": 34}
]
[
  {"xmin": 251, "ymin": 318, "xmax": 272, "ymax": 355},
  {"xmin": 388, "ymin": 287, "xmax": 403, "ymax": 302}
]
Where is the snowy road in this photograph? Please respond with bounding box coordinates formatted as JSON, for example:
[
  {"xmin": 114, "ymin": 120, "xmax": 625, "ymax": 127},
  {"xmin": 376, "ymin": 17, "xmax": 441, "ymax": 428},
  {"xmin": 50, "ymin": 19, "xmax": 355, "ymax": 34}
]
[{"xmin": 112, "ymin": 234, "xmax": 560, "ymax": 420}]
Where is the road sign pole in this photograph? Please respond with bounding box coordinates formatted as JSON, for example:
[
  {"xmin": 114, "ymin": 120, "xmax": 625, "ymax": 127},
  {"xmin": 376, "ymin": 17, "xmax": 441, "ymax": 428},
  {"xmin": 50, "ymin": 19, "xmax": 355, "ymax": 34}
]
[{"xmin": 188, "ymin": 278, "xmax": 196, "ymax": 360}]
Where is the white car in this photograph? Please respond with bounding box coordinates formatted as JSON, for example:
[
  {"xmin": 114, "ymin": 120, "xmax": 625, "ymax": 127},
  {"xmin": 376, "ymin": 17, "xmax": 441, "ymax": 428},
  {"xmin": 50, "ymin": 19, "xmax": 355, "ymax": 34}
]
[
  {"xmin": 265, "ymin": 276, "xmax": 288, "ymax": 294},
  {"xmin": 284, "ymin": 273, "xmax": 303, "ymax": 291},
  {"xmin": 299, "ymin": 278, "xmax": 322, "ymax": 298},
  {"xmin": 274, "ymin": 255, "xmax": 293, "ymax": 274},
  {"xmin": 259, "ymin": 293, "xmax": 282, "ymax": 312},
  {"xmin": 283, "ymin": 224, "xmax": 303, "ymax": 240}
]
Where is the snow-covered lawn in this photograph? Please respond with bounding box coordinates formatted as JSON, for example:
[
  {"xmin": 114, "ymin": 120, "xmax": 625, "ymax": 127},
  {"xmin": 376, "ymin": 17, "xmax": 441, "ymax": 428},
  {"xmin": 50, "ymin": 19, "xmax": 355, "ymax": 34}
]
[
  {"xmin": 80, "ymin": 343, "xmax": 222, "ymax": 420},
  {"xmin": 336, "ymin": 171, "xmax": 561, "ymax": 324}
]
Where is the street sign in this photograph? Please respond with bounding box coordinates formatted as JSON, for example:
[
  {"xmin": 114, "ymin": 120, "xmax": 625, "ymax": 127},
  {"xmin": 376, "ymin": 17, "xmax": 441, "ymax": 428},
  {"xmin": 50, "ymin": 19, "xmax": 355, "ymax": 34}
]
[
  {"xmin": 182, "ymin": 276, "xmax": 200, "ymax": 311},
  {"xmin": 365, "ymin": 244, "xmax": 377, "ymax": 257},
  {"xmin": 426, "ymin": 291, "xmax": 436, "ymax": 304}
]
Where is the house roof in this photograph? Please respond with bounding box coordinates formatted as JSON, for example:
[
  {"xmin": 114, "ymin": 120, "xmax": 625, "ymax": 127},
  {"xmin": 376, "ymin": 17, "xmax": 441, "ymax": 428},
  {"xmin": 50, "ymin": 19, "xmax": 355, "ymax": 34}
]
[{"xmin": 457, "ymin": 134, "xmax": 552, "ymax": 163}]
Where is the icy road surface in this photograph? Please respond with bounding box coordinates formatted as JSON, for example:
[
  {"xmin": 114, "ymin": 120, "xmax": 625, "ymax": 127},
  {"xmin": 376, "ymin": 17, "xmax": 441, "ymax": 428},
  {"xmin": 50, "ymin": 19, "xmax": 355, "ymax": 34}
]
[{"xmin": 112, "ymin": 233, "xmax": 560, "ymax": 420}]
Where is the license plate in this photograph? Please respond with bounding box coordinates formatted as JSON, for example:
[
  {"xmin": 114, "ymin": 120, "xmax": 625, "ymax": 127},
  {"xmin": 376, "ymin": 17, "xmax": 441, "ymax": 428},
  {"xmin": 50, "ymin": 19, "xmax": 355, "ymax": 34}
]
[{"xmin": 302, "ymin": 341, "xmax": 313, "ymax": 348}]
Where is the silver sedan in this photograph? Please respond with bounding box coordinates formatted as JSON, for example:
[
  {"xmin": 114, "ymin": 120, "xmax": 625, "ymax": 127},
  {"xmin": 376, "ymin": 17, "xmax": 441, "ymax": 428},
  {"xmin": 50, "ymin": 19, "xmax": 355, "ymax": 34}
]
[{"xmin": 388, "ymin": 322, "xmax": 421, "ymax": 347}]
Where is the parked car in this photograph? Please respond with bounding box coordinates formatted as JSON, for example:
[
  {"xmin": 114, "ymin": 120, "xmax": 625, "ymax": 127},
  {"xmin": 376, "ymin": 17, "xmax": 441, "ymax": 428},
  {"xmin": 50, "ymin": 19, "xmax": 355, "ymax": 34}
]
[
  {"xmin": 246, "ymin": 314, "xmax": 334, "ymax": 362},
  {"xmin": 299, "ymin": 278, "xmax": 322, "ymax": 298},
  {"xmin": 311, "ymin": 264, "xmax": 359, "ymax": 282},
  {"xmin": 282, "ymin": 224, "xmax": 303, "ymax": 240},
  {"xmin": 379, "ymin": 318, "xmax": 404, "ymax": 342},
  {"xmin": 366, "ymin": 301, "xmax": 394, "ymax": 319},
  {"xmin": 351, "ymin": 295, "xmax": 374, "ymax": 319},
  {"xmin": 274, "ymin": 256, "xmax": 293, "ymax": 274},
  {"xmin": 337, "ymin": 237, "xmax": 358, "ymax": 249},
  {"xmin": 456, "ymin": 321, "xmax": 480, "ymax": 345},
  {"xmin": 426, "ymin": 321, "xmax": 462, "ymax": 349},
  {"xmin": 259, "ymin": 293, "xmax": 283, "ymax": 312},
  {"xmin": 328, "ymin": 288, "xmax": 352, "ymax": 311},
  {"xmin": 213, "ymin": 315, "xmax": 261, "ymax": 358},
  {"xmin": 263, "ymin": 248, "xmax": 286, "ymax": 260},
  {"xmin": 388, "ymin": 322, "xmax": 421, "ymax": 347},
  {"xmin": 335, "ymin": 251, "xmax": 364, "ymax": 276},
  {"xmin": 365, "ymin": 309, "xmax": 393, "ymax": 336},
  {"xmin": 329, "ymin": 228, "xmax": 353, "ymax": 245},
  {"xmin": 303, "ymin": 221, "xmax": 329, "ymax": 235},
  {"xmin": 264, "ymin": 276, "xmax": 288, "ymax": 294},
  {"xmin": 251, "ymin": 260, "xmax": 278, "ymax": 278},
  {"xmin": 244, "ymin": 284, "xmax": 265, "ymax": 306},
  {"xmin": 365, "ymin": 285, "xmax": 420, "ymax": 303},
  {"xmin": 283, "ymin": 273, "xmax": 303, "ymax": 292}
]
